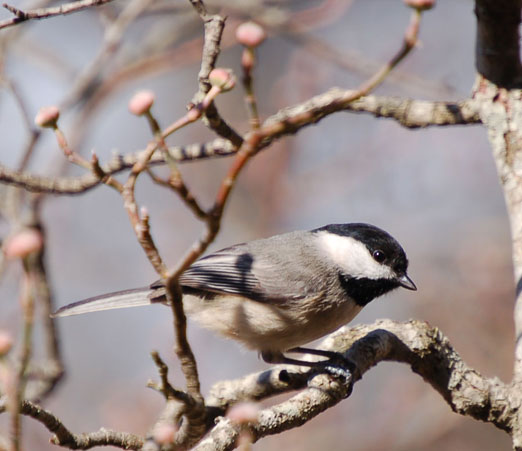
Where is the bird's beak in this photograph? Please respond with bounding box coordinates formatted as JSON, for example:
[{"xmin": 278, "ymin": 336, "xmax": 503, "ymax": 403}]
[{"xmin": 398, "ymin": 274, "xmax": 417, "ymax": 291}]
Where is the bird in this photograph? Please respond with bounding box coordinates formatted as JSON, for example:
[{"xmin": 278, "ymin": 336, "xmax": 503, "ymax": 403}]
[{"xmin": 52, "ymin": 223, "xmax": 416, "ymax": 371}]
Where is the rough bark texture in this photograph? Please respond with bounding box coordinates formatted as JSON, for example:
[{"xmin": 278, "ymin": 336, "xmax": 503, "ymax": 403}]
[
  {"xmin": 473, "ymin": 77, "xmax": 522, "ymax": 448},
  {"xmin": 473, "ymin": 1, "xmax": 522, "ymax": 448},
  {"xmin": 195, "ymin": 320, "xmax": 519, "ymax": 451}
]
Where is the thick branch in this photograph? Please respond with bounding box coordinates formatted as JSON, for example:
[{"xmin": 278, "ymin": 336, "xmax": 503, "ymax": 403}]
[
  {"xmin": 475, "ymin": 0, "xmax": 522, "ymax": 87},
  {"xmin": 197, "ymin": 320, "xmax": 515, "ymax": 451},
  {"xmin": 472, "ymin": 76, "xmax": 522, "ymax": 448},
  {"xmin": 265, "ymin": 91, "xmax": 481, "ymax": 131}
]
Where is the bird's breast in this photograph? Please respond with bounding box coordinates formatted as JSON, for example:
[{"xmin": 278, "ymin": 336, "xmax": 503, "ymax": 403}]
[{"xmin": 182, "ymin": 292, "xmax": 363, "ymax": 352}]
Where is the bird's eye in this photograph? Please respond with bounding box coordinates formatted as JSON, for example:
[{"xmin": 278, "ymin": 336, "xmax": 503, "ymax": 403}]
[{"xmin": 373, "ymin": 250, "xmax": 386, "ymax": 263}]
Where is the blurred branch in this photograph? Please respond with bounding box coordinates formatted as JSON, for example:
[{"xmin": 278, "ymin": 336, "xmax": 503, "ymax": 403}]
[
  {"xmin": 148, "ymin": 351, "xmax": 193, "ymax": 403},
  {"xmin": 9, "ymin": 269, "xmax": 35, "ymax": 451},
  {"xmin": 195, "ymin": 319, "xmax": 514, "ymax": 451},
  {"xmin": 61, "ymin": 0, "xmax": 154, "ymax": 109},
  {"xmin": 0, "ymin": 0, "xmax": 115, "ymax": 30},
  {"xmin": 19, "ymin": 225, "xmax": 64, "ymax": 402},
  {"xmin": 13, "ymin": 399, "xmax": 143, "ymax": 450}
]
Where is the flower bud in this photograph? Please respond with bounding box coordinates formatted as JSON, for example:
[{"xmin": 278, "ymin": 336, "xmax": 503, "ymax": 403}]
[
  {"xmin": 209, "ymin": 68, "xmax": 236, "ymax": 92},
  {"xmin": 34, "ymin": 106, "xmax": 60, "ymax": 128},
  {"xmin": 128, "ymin": 90, "xmax": 155, "ymax": 116},
  {"xmin": 235, "ymin": 21, "xmax": 266, "ymax": 48},
  {"xmin": 152, "ymin": 423, "xmax": 177, "ymax": 444},
  {"xmin": 227, "ymin": 402, "xmax": 259, "ymax": 424},
  {"xmin": 4, "ymin": 229, "xmax": 43, "ymax": 259},
  {"xmin": 404, "ymin": 0, "xmax": 435, "ymax": 10},
  {"xmin": 0, "ymin": 331, "xmax": 13, "ymax": 356}
]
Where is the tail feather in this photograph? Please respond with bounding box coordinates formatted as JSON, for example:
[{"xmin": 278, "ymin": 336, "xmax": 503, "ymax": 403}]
[{"xmin": 51, "ymin": 287, "xmax": 154, "ymax": 318}]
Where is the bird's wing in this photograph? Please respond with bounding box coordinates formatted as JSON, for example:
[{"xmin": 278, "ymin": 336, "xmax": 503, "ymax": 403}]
[{"xmin": 177, "ymin": 245, "xmax": 308, "ymax": 303}]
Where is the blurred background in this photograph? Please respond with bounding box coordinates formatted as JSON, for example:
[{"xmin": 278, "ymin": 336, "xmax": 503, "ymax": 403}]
[{"xmin": 0, "ymin": 0, "xmax": 514, "ymax": 449}]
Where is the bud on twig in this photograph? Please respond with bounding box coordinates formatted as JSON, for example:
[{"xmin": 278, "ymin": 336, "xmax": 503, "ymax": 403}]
[
  {"xmin": 209, "ymin": 68, "xmax": 236, "ymax": 92},
  {"xmin": 152, "ymin": 423, "xmax": 178, "ymax": 445},
  {"xmin": 128, "ymin": 90, "xmax": 155, "ymax": 116},
  {"xmin": 235, "ymin": 21, "xmax": 266, "ymax": 48},
  {"xmin": 404, "ymin": 0, "xmax": 435, "ymax": 10},
  {"xmin": 0, "ymin": 331, "xmax": 13, "ymax": 356},
  {"xmin": 34, "ymin": 106, "xmax": 60, "ymax": 128},
  {"xmin": 3, "ymin": 228, "xmax": 43, "ymax": 259},
  {"xmin": 227, "ymin": 402, "xmax": 260, "ymax": 424}
]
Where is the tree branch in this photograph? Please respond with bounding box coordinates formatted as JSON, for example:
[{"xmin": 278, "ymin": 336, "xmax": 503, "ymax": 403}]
[
  {"xmin": 265, "ymin": 91, "xmax": 481, "ymax": 131},
  {"xmin": 195, "ymin": 320, "xmax": 515, "ymax": 451},
  {"xmin": 472, "ymin": 74, "xmax": 522, "ymax": 447},
  {"xmin": 189, "ymin": 4, "xmax": 244, "ymax": 147},
  {"xmin": 0, "ymin": 0, "xmax": 115, "ymax": 30},
  {"xmin": 0, "ymin": 138, "xmax": 236, "ymax": 194},
  {"xmin": 18, "ymin": 400, "xmax": 144, "ymax": 450}
]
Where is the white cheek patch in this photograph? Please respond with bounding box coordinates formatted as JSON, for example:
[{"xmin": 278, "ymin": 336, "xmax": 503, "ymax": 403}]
[{"xmin": 315, "ymin": 231, "xmax": 395, "ymax": 280}]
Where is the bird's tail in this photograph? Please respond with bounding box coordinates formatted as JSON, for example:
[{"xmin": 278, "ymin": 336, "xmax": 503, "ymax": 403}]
[{"xmin": 51, "ymin": 286, "xmax": 159, "ymax": 318}]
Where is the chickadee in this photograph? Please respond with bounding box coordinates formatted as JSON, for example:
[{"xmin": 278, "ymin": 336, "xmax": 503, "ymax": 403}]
[{"xmin": 53, "ymin": 223, "xmax": 416, "ymax": 370}]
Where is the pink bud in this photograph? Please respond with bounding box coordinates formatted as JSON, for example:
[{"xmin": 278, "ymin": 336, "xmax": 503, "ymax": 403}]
[
  {"xmin": 128, "ymin": 90, "xmax": 155, "ymax": 116},
  {"xmin": 152, "ymin": 423, "xmax": 177, "ymax": 444},
  {"xmin": 34, "ymin": 106, "xmax": 60, "ymax": 128},
  {"xmin": 4, "ymin": 229, "xmax": 43, "ymax": 259},
  {"xmin": 236, "ymin": 22, "xmax": 266, "ymax": 47},
  {"xmin": 227, "ymin": 402, "xmax": 259, "ymax": 424},
  {"xmin": 404, "ymin": 0, "xmax": 435, "ymax": 10},
  {"xmin": 209, "ymin": 68, "xmax": 236, "ymax": 92},
  {"xmin": 0, "ymin": 331, "xmax": 13, "ymax": 356}
]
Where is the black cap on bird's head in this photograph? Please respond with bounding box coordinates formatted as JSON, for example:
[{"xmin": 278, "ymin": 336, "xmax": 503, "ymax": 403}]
[{"xmin": 312, "ymin": 223, "xmax": 417, "ymax": 297}]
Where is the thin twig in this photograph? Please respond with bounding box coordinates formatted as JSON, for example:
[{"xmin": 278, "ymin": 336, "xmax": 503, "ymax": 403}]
[
  {"xmin": 0, "ymin": 0, "xmax": 115, "ymax": 30},
  {"xmin": 149, "ymin": 351, "xmax": 194, "ymax": 404},
  {"xmin": 21, "ymin": 221, "xmax": 64, "ymax": 402},
  {"xmin": 53, "ymin": 125, "xmax": 92, "ymax": 170},
  {"xmin": 121, "ymin": 93, "xmax": 221, "ymax": 275},
  {"xmin": 189, "ymin": 3, "xmax": 243, "ymax": 147},
  {"xmin": 16, "ymin": 399, "xmax": 144, "ymax": 449},
  {"xmin": 122, "ymin": 147, "xmax": 168, "ymax": 276},
  {"xmin": 0, "ymin": 94, "xmax": 479, "ymax": 196},
  {"xmin": 146, "ymin": 168, "xmax": 207, "ymax": 220},
  {"xmin": 143, "ymin": 108, "xmax": 207, "ymax": 220},
  {"xmin": 60, "ymin": 0, "xmax": 155, "ymax": 109},
  {"xmin": 241, "ymin": 50, "xmax": 261, "ymax": 130},
  {"xmin": 10, "ymin": 268, "xmax": 35, "ymax": 451},
  {"xmin": 0, "ymin": 138, "xmax": 237, "ymax": 195}
]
